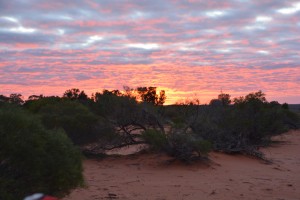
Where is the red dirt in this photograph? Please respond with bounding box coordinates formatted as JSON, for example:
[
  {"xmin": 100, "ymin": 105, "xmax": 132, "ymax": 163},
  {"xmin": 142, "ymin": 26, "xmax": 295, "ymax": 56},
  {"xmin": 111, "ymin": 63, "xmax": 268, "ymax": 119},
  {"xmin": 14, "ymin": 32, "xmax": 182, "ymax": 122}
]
[{"xmin": 63, "ymin": 130, "xmax": 300, "ymax": 200}]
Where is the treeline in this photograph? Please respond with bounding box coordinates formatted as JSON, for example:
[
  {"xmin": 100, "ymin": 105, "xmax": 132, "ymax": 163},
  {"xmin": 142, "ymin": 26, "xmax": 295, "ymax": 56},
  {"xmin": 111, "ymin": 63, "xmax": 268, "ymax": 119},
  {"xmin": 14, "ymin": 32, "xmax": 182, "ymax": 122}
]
[
  {"xmin": 0, "ymin": 86, "xmax": 166, "ymax": 106},
  {"xmin": 0, "ymin": 87, "xmax": 299, "ymax": 199}
]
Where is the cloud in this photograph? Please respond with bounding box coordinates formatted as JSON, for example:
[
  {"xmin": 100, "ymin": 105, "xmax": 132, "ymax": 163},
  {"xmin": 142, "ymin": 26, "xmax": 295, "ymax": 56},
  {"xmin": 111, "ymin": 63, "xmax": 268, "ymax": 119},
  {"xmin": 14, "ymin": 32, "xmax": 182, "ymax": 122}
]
[
  {"xmin": 277, "ymin": 2, "xmax": 300, "ymax": 15},
  {"xmin": 0, "ymin": 0, "xmax": 299, "ymax": 103}
]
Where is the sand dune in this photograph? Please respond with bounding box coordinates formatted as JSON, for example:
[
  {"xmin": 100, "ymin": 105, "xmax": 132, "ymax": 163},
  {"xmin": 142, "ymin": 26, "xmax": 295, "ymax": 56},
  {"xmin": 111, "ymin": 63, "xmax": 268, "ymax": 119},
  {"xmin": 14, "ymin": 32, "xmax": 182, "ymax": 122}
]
[{"xmin": 63, "ymin": 130, "xmax": 300, "ymax": 200}]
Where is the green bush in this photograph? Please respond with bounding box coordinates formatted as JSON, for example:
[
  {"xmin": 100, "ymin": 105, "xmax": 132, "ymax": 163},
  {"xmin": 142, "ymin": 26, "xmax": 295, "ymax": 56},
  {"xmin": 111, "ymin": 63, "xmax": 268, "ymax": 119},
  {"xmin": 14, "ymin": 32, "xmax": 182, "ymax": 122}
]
[
  {"xmin": 35, "ymin": 100, "xmax": 113, "ymax": 145},
  {"xmin": 142, "ymin": 129, "xmax": 211, "ymax": 162},
  {"xmin": 0, "ymin": 104, "xmax": 83, "ymax": 200},
  {"xmin": 191, "ymin": 97, "xmax": 299, "ymax": 154},
  {"xmin": 142, "ymin": 129, "xmax": 168, "ymax": 152},
  {"xmin": 167, "ymin": 132, "xmax": 211, "ymax": 162},
  {"xmin": 24, "ymin": 96, "xmax": 61, "ymax": 113}
]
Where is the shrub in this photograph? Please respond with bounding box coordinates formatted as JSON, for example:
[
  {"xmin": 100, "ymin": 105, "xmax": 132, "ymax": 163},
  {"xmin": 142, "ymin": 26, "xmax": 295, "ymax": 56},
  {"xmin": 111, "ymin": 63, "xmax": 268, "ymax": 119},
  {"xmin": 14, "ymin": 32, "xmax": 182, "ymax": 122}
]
[
  {"xmin": 141, "ymin": 129, "xmax": 168, "ymax": 152},
  {"xmin": 141, "ymin": 128, "xmax": 211, "ymax": 162},
  {"xmin": 167, "ymin": 132, "xmax": 211, "ymax": 162},
  {"xmin": 0, "ymin": 104, "xmax": 83, "ymax": 200},
  {"xmin": 23, "ymin": 96, "xmax": 61, "ymax": 113},
  {"xmin": 191, "ymin": 95, "xmax": 299, "ymax": 156},
  {"xmin": 36, "ymin": 100, "xmax": 113, "ymax": 145}
]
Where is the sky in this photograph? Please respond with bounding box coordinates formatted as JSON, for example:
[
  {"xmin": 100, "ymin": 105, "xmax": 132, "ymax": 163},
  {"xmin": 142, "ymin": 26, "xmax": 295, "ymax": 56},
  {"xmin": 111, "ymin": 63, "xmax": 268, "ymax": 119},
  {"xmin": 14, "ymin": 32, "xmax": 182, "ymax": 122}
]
[{"xmin": 0, "ymin": 0, "xmax": 299, "ymax": 104}]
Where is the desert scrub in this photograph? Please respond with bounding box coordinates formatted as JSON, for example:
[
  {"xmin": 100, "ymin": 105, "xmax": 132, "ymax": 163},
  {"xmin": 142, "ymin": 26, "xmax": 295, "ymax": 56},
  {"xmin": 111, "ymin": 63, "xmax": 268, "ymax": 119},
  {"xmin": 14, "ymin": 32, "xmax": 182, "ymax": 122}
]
[
  {"xmin": 0, "ymin": 104, "xmax": 83, "ymax": 200},
  {"xmin": 142, "ymin": 129, "xmax": 168, "ymax": 152},
  {"xmin": 142, "ymin": 128, "xmax": 211, "ymax": 162},
  {"xmin": 167, "ymin": 132, "xmax": 211, "ymax": 162}
]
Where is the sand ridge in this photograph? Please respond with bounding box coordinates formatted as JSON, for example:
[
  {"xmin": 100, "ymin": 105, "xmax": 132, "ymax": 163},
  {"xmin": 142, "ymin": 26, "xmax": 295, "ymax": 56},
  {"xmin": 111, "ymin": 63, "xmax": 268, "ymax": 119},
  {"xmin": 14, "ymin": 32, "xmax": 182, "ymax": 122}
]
[{"xmin": 63, "ymin": 130, "xmax": 300, "ymax": 200}]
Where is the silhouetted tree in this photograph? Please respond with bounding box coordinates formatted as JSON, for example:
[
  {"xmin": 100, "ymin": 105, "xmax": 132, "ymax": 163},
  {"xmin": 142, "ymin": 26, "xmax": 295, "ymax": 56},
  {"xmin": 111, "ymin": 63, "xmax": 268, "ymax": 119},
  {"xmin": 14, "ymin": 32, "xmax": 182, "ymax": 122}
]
[
  {"xmin": 28, "ymin": 94, "xmax": 44, "ymax": 101},
  {"xmin": 157, "ymin": 90, "xmax": 166, "ymax": 105},
  {"xmin": 209, "ymin": 99, "xmax": 222, "ymax": 106},
  {"xmin": 233, "ymin": 90, "xmax": 267, "ymax": 106},
  {"xmin": 102, "ymin": 89, "xmax": 121, "ymax": 96},
  {"xmin": 78, "ymin": 91, "xmax": 88, "ymax": 101},
  {"xmin": 233, "ymin": 96, "xmax": 245, "ymax": 104},
  {"xmin": 218, "ymin": 92, "xmax": 231, "ymax": 106},
  {"xmin": 63, "ymin": 88, "xmax": 80, "ymax": 99},
  {"xmin": 63, "ymin": 88, "xmax": 88, "ymax": 101},
  {"xmin": 136, "ymin": 87, "xmax": 166, "ymax": 105},
  {"xmin": 0, "ymin": 95, "xmax": 9, "ymax": 103},
  {"xmin": 9, "ymin": 93, "xmax": 24, "ymax": 105},
  {"xmin": 210, "ymin": 92, "xmax": 231, "ymax": 106},
  {"xmin": 137, "ymin": 87, "xmax": 156, "ymax": 104},
  {"xmin": 268, "ymin": 101, "xmax": 281, "ymax": 108},
  {"xmin": 246, "ymin": 90, "xmax": 266, "ymax": 102},
  {"xmin": 282, "ymin": 103, "xmax": 289, "ymax": 110}
]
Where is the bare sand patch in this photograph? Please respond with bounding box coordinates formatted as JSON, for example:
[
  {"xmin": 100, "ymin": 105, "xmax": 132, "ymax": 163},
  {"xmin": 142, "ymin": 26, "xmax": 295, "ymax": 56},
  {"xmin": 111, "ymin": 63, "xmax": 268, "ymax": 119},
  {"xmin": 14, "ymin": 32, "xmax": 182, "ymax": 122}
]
[{"xmin": 63, "ymin": 130, "xmax": 300, "ymax": 200}]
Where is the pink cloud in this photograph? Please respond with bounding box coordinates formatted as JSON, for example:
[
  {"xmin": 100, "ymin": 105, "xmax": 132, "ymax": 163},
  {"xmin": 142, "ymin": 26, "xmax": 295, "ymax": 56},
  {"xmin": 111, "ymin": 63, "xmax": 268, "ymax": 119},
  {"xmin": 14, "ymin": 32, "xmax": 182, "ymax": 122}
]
[{"xmin": 0, "ymin": 0, "xmax": 299, "ymax": 104}]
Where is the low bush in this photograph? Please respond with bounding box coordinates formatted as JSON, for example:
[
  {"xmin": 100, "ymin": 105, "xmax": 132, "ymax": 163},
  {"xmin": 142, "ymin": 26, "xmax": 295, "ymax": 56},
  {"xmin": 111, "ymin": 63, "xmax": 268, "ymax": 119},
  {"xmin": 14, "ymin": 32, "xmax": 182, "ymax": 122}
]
[
  {"xmin": 0, "ymin": 104, "xmax": 83, "ymax": 200},
  {"xmin": 141, "ymin": 129, "xmax": 168, "ymax": 152},
  {"xmin": 142, "ymin": 129, "xmax": 211, "ymax": 162},
  {"xmin": 167, "ymin": 132, "xmax": 211, "ymax": 162},
  {"xmin": 190, "ymin": 94, "xmax": 300, "ymax": 157},
  {"xmin": 35, "ymin": 100, "xmax": 113, "ymax": 145}
]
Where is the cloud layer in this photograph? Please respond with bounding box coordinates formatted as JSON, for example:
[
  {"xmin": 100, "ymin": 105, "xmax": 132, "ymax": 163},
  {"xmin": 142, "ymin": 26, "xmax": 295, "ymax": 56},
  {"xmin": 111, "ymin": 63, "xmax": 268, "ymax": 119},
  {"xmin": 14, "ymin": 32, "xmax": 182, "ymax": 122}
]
[{"xmin": 0, "ymin": 0, "xmax": 299, "ymax": 103}]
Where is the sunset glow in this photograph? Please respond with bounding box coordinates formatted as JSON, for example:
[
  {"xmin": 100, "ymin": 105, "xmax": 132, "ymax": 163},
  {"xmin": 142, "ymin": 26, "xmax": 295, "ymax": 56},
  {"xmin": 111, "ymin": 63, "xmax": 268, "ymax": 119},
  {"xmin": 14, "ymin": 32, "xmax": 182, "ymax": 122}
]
[{"xmin": 1, "ymin": 0, "xmax": 299, "ymax": 104}]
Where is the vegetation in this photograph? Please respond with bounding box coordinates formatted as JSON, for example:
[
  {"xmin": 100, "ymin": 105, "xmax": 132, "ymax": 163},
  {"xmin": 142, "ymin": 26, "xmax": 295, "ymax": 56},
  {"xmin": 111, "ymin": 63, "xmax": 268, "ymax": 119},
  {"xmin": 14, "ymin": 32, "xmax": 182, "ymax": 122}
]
[
  {"xmin": 189, "ymin": 91, "xmax": 299, "ymax": 158},
  {"xmin": 0, "ymin": 103, "xmax": 83, "ymax": 200},
  {"xmin": 136, "ymin": 87, "xmax": 166, "ymax": 105},
  {"xmin": 28, "ymin": 99, "xmax": 112, "ymax": 145},
  {"xmin": 0, "ymin": 87, "xmax": 299, "ymax": 197}
]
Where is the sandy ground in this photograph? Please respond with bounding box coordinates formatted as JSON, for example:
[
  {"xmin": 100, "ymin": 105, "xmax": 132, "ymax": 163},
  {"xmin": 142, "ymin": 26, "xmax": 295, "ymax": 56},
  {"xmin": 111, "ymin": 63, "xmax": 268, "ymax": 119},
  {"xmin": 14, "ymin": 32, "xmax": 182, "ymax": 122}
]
[{"xmin": 63, "ymin": 130, "xmax": 300, "ymax": 200}]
